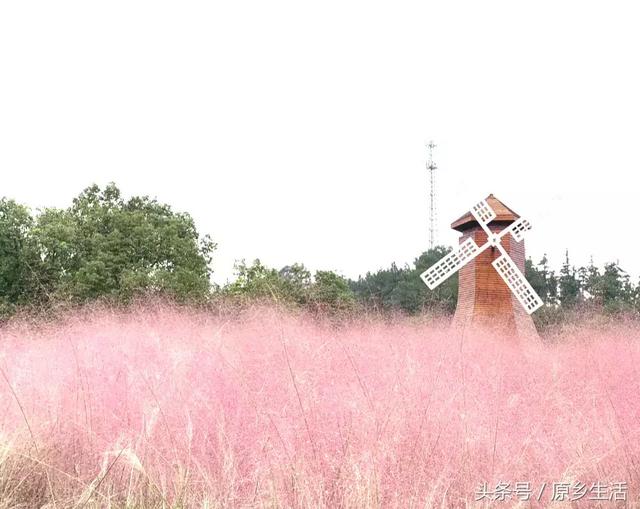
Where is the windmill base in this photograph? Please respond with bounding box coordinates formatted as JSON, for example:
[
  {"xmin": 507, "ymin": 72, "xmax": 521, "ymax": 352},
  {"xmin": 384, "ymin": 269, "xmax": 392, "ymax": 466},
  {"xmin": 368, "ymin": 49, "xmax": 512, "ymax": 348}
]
[{"xmin": 450, "ymin": 312, "xmax": 540, "ymax": 341}]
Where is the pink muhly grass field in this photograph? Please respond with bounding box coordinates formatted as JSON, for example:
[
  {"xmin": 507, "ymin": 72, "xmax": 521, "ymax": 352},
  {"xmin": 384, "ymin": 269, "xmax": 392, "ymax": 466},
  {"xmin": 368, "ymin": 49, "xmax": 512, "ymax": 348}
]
[{"xmin": 1, "ymin": 305, "xmax": 639, "ymax": 508}]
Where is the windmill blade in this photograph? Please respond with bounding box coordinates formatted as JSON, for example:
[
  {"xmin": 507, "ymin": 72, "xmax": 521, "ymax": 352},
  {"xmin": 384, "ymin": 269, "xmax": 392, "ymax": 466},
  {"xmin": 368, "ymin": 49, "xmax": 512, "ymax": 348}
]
[
  {"xmin": 420, "ymin": 237, "xmax": 482, "ymax": 289},
  {"xmin": 470, "ymin": 199, "xmax": 497, "ymax": 226},
  {"xmin": 492, "ymin": 254, "xmax": 543, "ymax": 314},
  {"xmin": 502, "ymin": 217, "xmax": 532, "ymax": 242}
]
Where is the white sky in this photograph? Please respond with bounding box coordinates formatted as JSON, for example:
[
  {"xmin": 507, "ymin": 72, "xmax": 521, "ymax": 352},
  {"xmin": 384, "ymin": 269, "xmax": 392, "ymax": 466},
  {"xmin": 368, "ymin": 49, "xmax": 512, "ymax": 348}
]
[{"xmin": 1, "ymin": 1, "xmax": 639, "ymax": 285}]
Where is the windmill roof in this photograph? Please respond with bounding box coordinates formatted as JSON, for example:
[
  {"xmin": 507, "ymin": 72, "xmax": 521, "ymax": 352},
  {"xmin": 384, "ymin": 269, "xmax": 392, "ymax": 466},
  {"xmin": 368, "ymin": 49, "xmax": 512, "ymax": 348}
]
[{"xmin": 451, "ymin": 194, "xmax": 520, "ymax": 232}]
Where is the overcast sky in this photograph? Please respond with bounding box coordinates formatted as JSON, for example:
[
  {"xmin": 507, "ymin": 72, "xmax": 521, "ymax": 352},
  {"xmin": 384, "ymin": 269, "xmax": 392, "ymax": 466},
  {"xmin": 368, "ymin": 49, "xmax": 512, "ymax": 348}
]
[{"xmin": 1, "ymin": 1, "xmax": 639, "ymax": 284}]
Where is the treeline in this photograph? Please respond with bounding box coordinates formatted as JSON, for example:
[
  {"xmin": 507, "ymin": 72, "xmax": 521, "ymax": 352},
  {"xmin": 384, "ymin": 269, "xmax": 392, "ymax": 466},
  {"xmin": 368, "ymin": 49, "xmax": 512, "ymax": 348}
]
[
  {"xmin": 348, "ymin": 246, "xmax": 458, "ymax": 314},
  {"xmin": 0, "ymin": 183, "xmax": 215, "ymax": 318},
  {"xmin": 527, "ymin": 253, "xmax": 638, "ymax": 311},
  {"xmin": 525, "ymin": 252, "xmax": 640, "ymax": 326},
  {"xmin": 0, "ymin": 183, "xmax": 358, "ymax": 318},
  {"xmin": 353, "ymin": 249, "xmax": 640, "ymax": 327},
  {"xmin": 1, "ymin": 183, "xmax": 639, "ymax": 323}
]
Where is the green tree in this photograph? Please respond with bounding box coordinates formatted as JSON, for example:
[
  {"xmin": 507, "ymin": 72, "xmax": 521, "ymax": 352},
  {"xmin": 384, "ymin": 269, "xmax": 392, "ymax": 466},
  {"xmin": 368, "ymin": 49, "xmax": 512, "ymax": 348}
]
[
  {"xmin": 225, "ymin": 259, "xmax": 312, "ymax": 305},
  {"xmin": 599, "ymin": 262, "xmax": 633, "ymax": 312},
  {"xmin": 33, "ymin": 183, "xmax": 215, "ymax": 303},
  {"xmin": 279, "ymin": 263, "xmax": 312, "ymax": 304},
  {"xmin": 526, "ymin": 254, "xmax": 558, "ymax": 306},
  {"xmin": 225, "ymin": 260, "xmax": 354, "ymax": 312},
  {"xmin": 577, "ymin": 258, "xmax": 634, "ymax": 312},
  {"xmin": 579, "ymin": 257, "xmax": 601, "ymax": 304},
  {"xmin": 0, "ymin": 199, "xmax": 45, "ymax": 316},
  {"xmin": 412, "ymin": 246, "xmax": 458, "ymax": 313},
  {"xmin": 349, "ymin": 262, "xmax": 408, "ymax": 311},
  {"xmin": 349, "ymin": 246, "xmax": 458, "ymax": 314},
  {"xmin": 558, "ymin": 250, "xmax": 580, "ymax": 308},
  {"xmin": 225, "ymin": 259, "xmax": 282, "ymax": 301},
  {"xmin": 633, "ymin": 278, "xmax": 640, "ymax": 313},
  {"xmin": 309, "ymin": 270, "xmax": 355, "ymax": 312}
]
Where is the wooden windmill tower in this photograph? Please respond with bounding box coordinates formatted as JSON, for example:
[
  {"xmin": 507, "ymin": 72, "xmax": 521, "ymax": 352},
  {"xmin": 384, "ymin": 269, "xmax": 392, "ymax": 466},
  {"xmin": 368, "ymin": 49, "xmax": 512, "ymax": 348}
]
[{"xmin": 421, "ymin": 194, "xmax": 542, "ymax": 339}]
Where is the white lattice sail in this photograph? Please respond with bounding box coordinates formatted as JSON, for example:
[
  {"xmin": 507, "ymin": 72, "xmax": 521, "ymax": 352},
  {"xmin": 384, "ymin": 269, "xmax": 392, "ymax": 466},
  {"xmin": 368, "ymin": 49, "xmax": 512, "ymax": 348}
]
[
  {"xmin": 492, "ymin": 254, "xmax": 543, "ymax": 314},
  {"xmin": 420, "ymin": 238, "xmax": 481, "ymax": 289},
  {"xmin": 470, "ymin": 199, "xmax": 497, "ymax": 226},
  {"xmin": 505, "ymin": 218, "xmax": 532, "ymax": 242}
]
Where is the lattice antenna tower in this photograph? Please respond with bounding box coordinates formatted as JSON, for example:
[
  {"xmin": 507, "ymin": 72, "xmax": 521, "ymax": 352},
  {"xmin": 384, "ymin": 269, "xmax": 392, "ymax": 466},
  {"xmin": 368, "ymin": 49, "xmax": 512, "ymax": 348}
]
[{"xmin": 427, "ymin": 140, "xmax": 438, "ymax": 249}]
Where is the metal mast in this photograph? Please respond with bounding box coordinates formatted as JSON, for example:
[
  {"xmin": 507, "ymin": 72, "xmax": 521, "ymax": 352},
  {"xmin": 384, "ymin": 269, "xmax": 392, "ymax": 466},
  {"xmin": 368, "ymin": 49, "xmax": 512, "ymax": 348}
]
[{"xmin": 427, "ymin": 140, "xmax": 437, "ymax": 249}]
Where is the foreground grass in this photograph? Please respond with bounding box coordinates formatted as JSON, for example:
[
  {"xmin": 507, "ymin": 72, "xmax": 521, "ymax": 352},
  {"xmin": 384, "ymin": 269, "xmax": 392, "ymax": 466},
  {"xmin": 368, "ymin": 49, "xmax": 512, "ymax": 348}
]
[{"xmin": 0, "ymin": 305, "xmax": 639, "ymax": 508}]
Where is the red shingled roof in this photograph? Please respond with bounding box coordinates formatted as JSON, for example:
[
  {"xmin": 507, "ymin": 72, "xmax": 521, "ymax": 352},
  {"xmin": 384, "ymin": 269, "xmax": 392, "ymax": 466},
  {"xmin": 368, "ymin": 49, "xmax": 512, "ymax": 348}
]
[{"xmin": 451, "ymin": 194, "xmax": 520, "ymax": 232}]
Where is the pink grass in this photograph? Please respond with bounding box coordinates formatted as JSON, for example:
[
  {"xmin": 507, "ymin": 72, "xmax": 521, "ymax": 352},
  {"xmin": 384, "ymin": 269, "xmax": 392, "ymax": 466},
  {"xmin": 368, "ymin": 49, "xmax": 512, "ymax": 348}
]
[{"xmin": 1, "ymin": 306, "xmax": 639, "ymax": 507}]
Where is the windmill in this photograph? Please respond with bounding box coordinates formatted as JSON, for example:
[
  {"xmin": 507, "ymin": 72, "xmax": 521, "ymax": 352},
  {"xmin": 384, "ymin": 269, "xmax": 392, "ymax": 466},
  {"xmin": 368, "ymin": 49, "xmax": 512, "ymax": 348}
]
[{"xmin": 421, "ymin": 195, "xmax": 542, "ymax": 337}]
